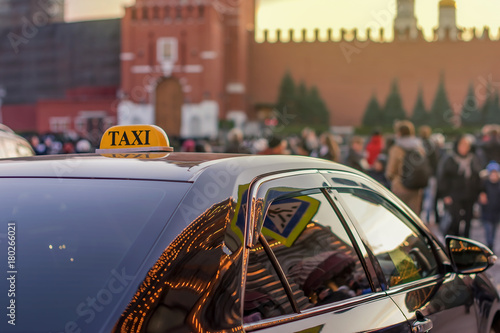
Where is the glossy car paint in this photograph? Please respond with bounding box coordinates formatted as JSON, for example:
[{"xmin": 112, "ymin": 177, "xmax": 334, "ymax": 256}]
[{"xmin": 0, "ymin": 153, "xmax": 499, "ymax": 333}]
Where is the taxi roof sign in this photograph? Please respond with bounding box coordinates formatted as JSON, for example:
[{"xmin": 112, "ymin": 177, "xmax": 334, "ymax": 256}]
[{"xmin": 96, "ymin": 125, "xmax": 173, "ymax": 153}]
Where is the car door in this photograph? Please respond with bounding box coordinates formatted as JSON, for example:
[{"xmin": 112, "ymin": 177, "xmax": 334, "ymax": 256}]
[
  {"xmin": 325, "ymin": 173, "xmax": 480, "ymax": 333},
  {"xmin": 243, "ymin": 171, "xmax": 411, "ymax": 333}
]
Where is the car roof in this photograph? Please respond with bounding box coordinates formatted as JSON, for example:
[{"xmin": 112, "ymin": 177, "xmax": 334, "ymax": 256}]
[{"xmin": 0, "ymin": 153, "xmax": 357, "ymax": 182}]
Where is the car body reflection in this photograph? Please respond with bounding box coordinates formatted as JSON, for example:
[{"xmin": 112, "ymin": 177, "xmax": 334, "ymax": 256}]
[{"xmin": 113, "ymin": 199, "xmax": 244, "ymax": 333}]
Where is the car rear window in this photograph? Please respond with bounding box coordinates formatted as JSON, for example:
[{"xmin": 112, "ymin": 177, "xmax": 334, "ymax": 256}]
[{"xmin": 0, "ymin": 178, "xmax": 190, "ymax": 332}]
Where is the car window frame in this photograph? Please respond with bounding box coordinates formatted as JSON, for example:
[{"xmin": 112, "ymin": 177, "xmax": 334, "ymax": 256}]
[
  {"xmin": 242, "ymin": 170, "xmax": 393, "ymax": 331},
  {"xmin": 320, "ymin": 170, "xmax": 450, "ymax": 265},
  {"xmin": 320, "ymin": 171, "xmax": 449, "ymax": 290}
]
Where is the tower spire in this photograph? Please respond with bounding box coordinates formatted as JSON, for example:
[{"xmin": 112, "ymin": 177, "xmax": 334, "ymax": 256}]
[
  {"xmin": 436, "ymin": 0, "xmax": 460, "ymax": 41},
  {"xmin": 394, "ymin": 0, "xmax": 419, "ymax": 41}
]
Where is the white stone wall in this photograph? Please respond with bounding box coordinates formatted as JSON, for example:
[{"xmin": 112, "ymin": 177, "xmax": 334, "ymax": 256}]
[
  {"xmin": 117, "ymin": 101, "xmax": 155, "ymax": 125},
  {"xmin": 180, "ymin": 101, "xmax": 219, "ymax": 139}
]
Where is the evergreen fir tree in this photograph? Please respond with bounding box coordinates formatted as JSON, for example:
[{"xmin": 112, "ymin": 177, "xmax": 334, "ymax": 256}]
[
  {"xmin": 362, "ymin": 94, "xmax": 382, "ymax": 127},
  {"xmin": 295, "ymin": 81, "xmax": 308, "ymax": 124},
  {"xmin": 481, "ymin": 84, "xmax": 493, "ymax": 125},
  {"xmin": 485, "ymin": 90, "xmax": 500, "ymax": 124},
  {"xmin": 383, "ymin": 79, "xmax": 406, "ymax": 127},
  {"xmin": 461, "ymin": 83, "xmax": 481, "ymax": 127},
  {"xmin": 276, "ymin": 71, "xmax": 296, "ymax": 116},
  {"xmin": 494, "ymin": 91, "xmax": 500, "ymax": 123},
  {"xmin": 308, "ymin": 86, "xmax": 330, "ymax": 126},
  {"xmin": 430, "ymin": 75, "xmax": 453, "ymax": 127},
  {"xmin": 411, "ymin": 87, "xmax": 428, "ymax": 126},
  {"xmin": 274, "ymin": 72, "xmax": 330, "ymax": 129}
]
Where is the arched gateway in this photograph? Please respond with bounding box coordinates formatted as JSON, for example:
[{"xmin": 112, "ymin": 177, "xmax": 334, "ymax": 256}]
[{"xmin": 155, "ymin": 77, "xmax": 183, "ymax": 137}]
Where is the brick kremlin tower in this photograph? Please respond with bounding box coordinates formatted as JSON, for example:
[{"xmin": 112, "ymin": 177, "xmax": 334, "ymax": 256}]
[
  {"xmin": 120, "ymin": 0, "xmax": 256, "ymax": 138},
  {"xmin": 436, "ymin": 0, "xmax": 460, "ymax": 41},
  {"xmin": 394, "ymin": 0, "xmax": 421, "ymax": 41}
]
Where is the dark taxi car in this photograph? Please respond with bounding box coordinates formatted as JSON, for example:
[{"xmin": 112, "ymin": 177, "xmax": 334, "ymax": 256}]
[{"xmin": 1, "ymin": 125, "xmax": 499, "ymax": 333}]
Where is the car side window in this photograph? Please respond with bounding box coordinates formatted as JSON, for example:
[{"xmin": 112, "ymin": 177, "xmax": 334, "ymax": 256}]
[
  {"xmin": 244, "ymin": 239, "xmax": 296, "ymax": 323},
  {"xmin": 337, "ymin": 189, "xmax": 438, "ymax": 288},
  {"xmin": 244, "ymin": 189, "xmax": 371, "ymax": 322}
]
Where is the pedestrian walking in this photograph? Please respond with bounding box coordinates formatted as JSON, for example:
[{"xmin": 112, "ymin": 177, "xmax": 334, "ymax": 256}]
[
  {"xmin": 30, "ymin": 135, "xmax": 47, "ymax": 155},
  {"xmin": 258, "ymin": 136, "xmax": 289, "ymax": 155},
  {"xmin": 344, "ymin": 136, "xmax": 368, "ymax": 172},
  {"xmin": 437, "ymin": 135, "xmax": 482, "ymax": 238},
  {"xmin": 478, "ymin": 125, "xmax": 500, "ymax": 167},
  {"xmin": 430, "ymin": 133, "xmax": 446, "ymax": 225},
  {"xmin": 386, "ymin": 120, "xmax": 430, "ymax": 215},
  {"xmin": 419, "ymin": 125, "xmax": 439, "ymax": 223},
  {"xmin": 365, "ymin": 130, "xmax": 384, "ymax": 167},
  {"xmin": 319, "ymin": 132, "xmax": 341, "ymax": 163},
  {"xmin": 225, "ymin": 128, "xmax": 251, "ymax": 154},
  {"xmin": 479, "ymin": 161, "xmax": 500, "ymax": 250},
  {"xmin": 367, "ymin": 154, "xmax": 390, "ymax": 189}
]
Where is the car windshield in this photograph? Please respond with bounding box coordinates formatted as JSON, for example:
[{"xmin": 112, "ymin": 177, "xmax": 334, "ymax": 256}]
[{"xmin": 0, "ymin": 178, "xmax": 190, "ymax": 332}]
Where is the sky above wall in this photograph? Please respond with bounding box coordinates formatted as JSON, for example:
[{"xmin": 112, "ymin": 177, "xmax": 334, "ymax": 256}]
[{"xmin": 65, "ymin": 0, "xmax": 500, "ymax": 41}]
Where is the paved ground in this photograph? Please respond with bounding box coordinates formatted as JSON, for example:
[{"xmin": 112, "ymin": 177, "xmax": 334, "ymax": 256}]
[{"xmin": 428, "ymin": 218, "xmax": 500, "ymax": 292}]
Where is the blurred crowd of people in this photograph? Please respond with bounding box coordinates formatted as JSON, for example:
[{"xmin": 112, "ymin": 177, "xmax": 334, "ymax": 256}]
[
  {"xmin": 27, "ymin": 123, "xmax": 500, "ymax": 249},
  {"xmin": 28, "ymin": 133, "xmax": 93, "ymax": 155},
  {"xmin": 218, "ymin": 123, "xmax": 500, "ymax": 249}
]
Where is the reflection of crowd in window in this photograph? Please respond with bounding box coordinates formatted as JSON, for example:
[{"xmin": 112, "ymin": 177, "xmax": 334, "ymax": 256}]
[
  {"xmin": 337, "ymin": 189, "xmax": 439, "ymax": 289},
  {"xmin": 244, "ymin": 220, "xmax": 371, "ymax": 323}
]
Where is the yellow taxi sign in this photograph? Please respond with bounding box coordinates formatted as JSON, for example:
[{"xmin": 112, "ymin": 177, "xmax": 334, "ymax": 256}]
[
  {"xmin": 100, "ymin": 153, "xmax": 170, "ymax": 160},
  {"xmin": 96, "ymin": 125, "xmax": 173, "ymax": 153}
]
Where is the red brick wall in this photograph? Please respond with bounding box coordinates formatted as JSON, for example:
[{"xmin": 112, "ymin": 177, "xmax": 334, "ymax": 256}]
[
  {"xmin": 249, "ymin": 36, "xmax": 500, "ymax": 126},
  {"xmin": 2, "ymin": 105, "xmax": 37, "ymax": 132},
  {"xmin": 121, "ymin": 3, "xmax": 226, "ymax": 110},
  {"xmin": 37, "ymin": 99, "xmax": 117, "ymax": 133},
  {"xmin": 121, "ymin": 2, "xmax": 500, "ymax": 127},
  {"xmin": 121, "ymin": 1, "xmax": 256, "ymax": 119}
]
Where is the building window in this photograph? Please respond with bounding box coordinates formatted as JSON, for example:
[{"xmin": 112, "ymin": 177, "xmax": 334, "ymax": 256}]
[
  {"xmin": 157, "ymin": 38, "xmax": 178, "ymax": 63},
  {"xmin": 187, "ymin": 5, "xmax": 194, "ymax": 18},
  {"xmin": 131, "ymin": 8, "xmax": 137, "ymax": 20},
  {"xmin": 74, "ymin": 111, "xmax": 108, "ymax": 138},
  {"xmin": 175, "ymin": 5, "xmax": 182, "ymax": 19},
  {"xmin": 198, "ymin": 5, "xmax": 205, "ymax": 18},
  {"xmin": 74, "ymin": 118, "xmax": 85, "ymax": 133},
  {"xmin": 164, "ymin": 6, "xmax": 171, "ymax": 19},
  {"xmin": 152, "ymin": 6, "xmax": 160, "ymax": 19},
  {"xmin": 142, "ymin": 6, "xmax": 149, "ymax": 20},
  {"xmin": 50, "ymin": 117, "xmax": 71, "ymax": 133}
]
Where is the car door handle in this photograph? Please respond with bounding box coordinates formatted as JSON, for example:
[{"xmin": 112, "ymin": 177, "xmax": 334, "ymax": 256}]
[{"xmin": 412, "ymin": 317, "xmax": 433, "ymax": 333}]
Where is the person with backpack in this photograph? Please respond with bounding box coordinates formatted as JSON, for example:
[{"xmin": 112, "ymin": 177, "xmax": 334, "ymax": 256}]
[
  {"xmin": 386, "ymin": 120, "xmax": 430, "ymax": 215},
  {"xmin": 437, "ymin": 134, "xmax": 482, "ymax": 238}
]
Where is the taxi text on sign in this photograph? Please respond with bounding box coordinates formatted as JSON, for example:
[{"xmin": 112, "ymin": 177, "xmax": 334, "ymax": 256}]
[{"xmin": 98, "ymin": 125, "xmax": 173, "ymax": 153}]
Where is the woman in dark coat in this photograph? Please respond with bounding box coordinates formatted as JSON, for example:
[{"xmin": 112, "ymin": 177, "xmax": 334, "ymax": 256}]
[{"xmin": 437, "ymin": 135, "xmax": 482, "ymax": 238}]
